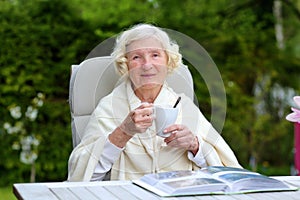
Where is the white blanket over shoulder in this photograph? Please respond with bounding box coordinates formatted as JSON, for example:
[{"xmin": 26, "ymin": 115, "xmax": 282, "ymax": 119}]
[{"xmin": 68, "ymin": 80, "xmax": 241, "ymax": 181}]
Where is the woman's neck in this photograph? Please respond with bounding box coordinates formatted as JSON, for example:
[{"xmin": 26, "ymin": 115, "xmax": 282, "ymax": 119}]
[{"xmin": 134, "ymin": 85, "xmax": 162, "ymax": 103}]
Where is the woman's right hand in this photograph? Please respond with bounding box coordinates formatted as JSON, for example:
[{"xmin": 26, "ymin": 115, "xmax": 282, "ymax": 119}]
[{"xmin": 119, "ymin": 102, "xmax": 154, "ymax": 136}]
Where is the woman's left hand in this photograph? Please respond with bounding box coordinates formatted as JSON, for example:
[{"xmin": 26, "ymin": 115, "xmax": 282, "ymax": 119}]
[{"xmin": 163, "ymin": 124, "xmax": 199, "ymax": 155}]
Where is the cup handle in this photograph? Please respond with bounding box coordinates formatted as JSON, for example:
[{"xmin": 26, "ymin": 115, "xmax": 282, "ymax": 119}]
[{"xmin": 152, "ymin": 107, "xmax": 156, "ymax": 118}]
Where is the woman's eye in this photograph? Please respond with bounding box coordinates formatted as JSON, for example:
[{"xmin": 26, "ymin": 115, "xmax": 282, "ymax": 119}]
[
  {"xmin": 152, "ymin": 53, "xmax": 159, "ymax": 57},
  {"xmin": 132, "ymin": 55, "xmax": 140, "ymax": 60}
]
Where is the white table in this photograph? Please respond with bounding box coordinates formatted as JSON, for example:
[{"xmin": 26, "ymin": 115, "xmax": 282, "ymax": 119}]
[{"xmin": 13, "ymin": 176, "xmax": 300, "ymax": 200}]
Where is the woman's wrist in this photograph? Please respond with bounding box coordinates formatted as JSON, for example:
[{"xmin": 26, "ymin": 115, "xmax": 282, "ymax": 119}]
[
  {"xmin": 189, "ymin": 136, "xmax": 199, "ymax": 155},
  {"xmin": 108, "ymin": 126, "xmax": 133, "ymax": 148}
]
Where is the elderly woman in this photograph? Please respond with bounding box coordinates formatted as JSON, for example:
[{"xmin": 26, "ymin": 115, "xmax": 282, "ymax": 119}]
[{"xmin": 67, "ymin": 24, "xmax": 241, "ymax": 181}]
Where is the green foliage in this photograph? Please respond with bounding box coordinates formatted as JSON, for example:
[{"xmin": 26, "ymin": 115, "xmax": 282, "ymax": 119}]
[
  {"xmin": 1, "ymin": 0, "xmax": 300, "ymax": 186},
  {"xmin": 0, "ymin": 0, "xmax": 84, "ymax": 185},
  {"xmin": 0, "ymin": 186, "xmax": 16, "ymax": 200}
]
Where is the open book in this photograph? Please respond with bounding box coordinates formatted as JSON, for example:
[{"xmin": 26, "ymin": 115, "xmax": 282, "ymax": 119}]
[{"xmin": 133, "ymin": 166, "xmax": 298, "ymax": 197}]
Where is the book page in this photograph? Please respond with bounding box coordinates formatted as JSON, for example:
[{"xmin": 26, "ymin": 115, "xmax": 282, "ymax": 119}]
[
  {"xmin": 204, "ymin": 166, "xmax": 292, "ymax": 192},
  {"xmin": 136, "ymin": 170, "xmax": 228, "ymax": 195},
  {"xmin": 139, "ymin": 170, "xmax": 200, "ymax": 186}
]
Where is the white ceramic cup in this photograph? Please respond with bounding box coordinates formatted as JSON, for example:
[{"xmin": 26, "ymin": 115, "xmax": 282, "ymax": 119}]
[{"xmin": 154, "ymin": 105, "xmax": 179, "ymax": 137}]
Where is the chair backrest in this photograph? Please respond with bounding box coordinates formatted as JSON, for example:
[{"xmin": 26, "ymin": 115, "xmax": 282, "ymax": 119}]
[{"xmin": 69, "ymin": 56, "xmax": 194, "ymax": 148}]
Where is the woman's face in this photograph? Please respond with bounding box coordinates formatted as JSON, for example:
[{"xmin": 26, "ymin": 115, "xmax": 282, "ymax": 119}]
[{"xmin": 126, "ymin": 37, "xmax": 168, "ymax": 92}]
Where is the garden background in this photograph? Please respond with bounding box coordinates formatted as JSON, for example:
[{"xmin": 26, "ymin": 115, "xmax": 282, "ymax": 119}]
[{"xmin": 1, "ymin": 0, "xmax": 300, "ymax": 198}]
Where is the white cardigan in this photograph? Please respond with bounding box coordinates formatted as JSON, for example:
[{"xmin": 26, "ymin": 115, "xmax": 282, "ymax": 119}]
[{"xmin": 67, "ymin": 80, "xmax": 241, "ymax": 181}]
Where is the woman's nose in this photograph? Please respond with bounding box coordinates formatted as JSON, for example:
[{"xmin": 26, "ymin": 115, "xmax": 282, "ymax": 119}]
[{"xmin": 141, "ymin": 56, "xmax": 153, "ymax": 70}]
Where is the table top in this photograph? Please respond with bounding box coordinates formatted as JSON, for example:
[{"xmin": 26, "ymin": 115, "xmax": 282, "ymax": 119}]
[{"xmin": 13, "ymin": 176, "xmax": 300, "ymax": 200}]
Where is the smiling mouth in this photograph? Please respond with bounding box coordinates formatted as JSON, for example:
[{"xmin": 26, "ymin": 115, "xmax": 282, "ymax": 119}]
[{"xmin": 141, "ymin": 74, "xmax": 155, "ymax": 77}]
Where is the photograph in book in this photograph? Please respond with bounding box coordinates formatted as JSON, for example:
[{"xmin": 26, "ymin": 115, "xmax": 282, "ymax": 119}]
[{"xmin": 132, "ymin": 166, "xmax": 298, "ymax": 197}]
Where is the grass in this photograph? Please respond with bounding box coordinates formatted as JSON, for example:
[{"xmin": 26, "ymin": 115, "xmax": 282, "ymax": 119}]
[{"xmin": 0, "ymin": 186, "xmax": 17, "ymax": 200}]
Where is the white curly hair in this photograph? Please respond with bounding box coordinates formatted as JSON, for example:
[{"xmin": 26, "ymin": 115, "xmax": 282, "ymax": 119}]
[{"xmin": 111, "ymin": 23, "xmax": 183, "ymax": 76}]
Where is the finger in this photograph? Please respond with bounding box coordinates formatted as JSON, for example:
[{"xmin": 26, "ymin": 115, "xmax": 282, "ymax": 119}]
[
  {"xmin": 163, "ymin": 124, "xmax": 182, "ymax": 135},
  {"xmin": 139, "ymin": 102, "xmax": 153, "ymax": 109},
  {"xmin": 164, "ymin": 128, "xmax": 193, "ymax": 146},
  {"xmin": 166, "ymin": 136, "xmax": 190, "ymax": 148},
  {"xmin": 165, "ymin": 138, "xmax": 185, "ymax": 148},
  {"xmin": 164, "ymin": 130, "xmax": 179, "ymax": 143},
  {"xmin": 133, "ymin": 113, "xmax": 154, "ymax": 124},
  {"xmin": 165, "ymin": 139, "xmax": 176, "ymax": 146},
  {"xmin": 135, "ymin": 107, "xmax": 154, "ymax": 117},
  {"xmin": 143, "ymin": 107, "xmax": 154, "ymax": 116}
]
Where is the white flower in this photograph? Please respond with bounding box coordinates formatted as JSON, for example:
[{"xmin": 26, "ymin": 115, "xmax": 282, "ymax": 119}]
[
  {"xmin": 6, "ymin": 127, "xmax": 14, "ymax": 134},
  {"xmin": 3, "ymin": 122, "xmax": 11, "ymax": 130},
  {"xmin": 25, "ymin": 106, "xmax": 38, "ymax": 121},
  {"xmin": 10, "ymin": 126, "xmax": 20, "ymax": 134},
  {"xmin": 37, "ymin": 99, "xmax": 44, "ymax": 107},
  {"xmin": 21, "ymin": 135, "xmax": 39, "ymax": 149},
  {"xmin": 33, "ymin": 97, "xmax": 44, "ymax": 107},
  {"xmin": 12, "ymin": 142, "xmax": 20, "ymax": 150},
  {"xmin": 4, "ymin": 121, "xmax": 24, "ymax": 134},
  {"xmin": 21, "ymin": 136, "xmax": 32, "ymax": 151},
  {"xmin": 6, "ymin": 93, "xmax": 44, "ymax": 166},
  {"xmin": 37, "ymin": 92, "xmax": 44, "ymax": 99},
  {"xmin": 20, "ymin": 151, "xmax": 37, "ymax": 165},
  {"xmin": 9, "ymin": 106, "xmax": 22, "ymax": 119},
  {"xmin": 32, "ymin": 137, "xmax": 40, "ymax": 146}
]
